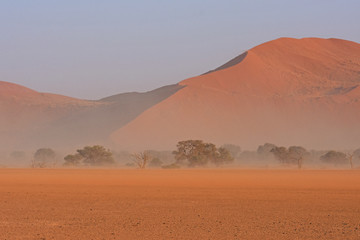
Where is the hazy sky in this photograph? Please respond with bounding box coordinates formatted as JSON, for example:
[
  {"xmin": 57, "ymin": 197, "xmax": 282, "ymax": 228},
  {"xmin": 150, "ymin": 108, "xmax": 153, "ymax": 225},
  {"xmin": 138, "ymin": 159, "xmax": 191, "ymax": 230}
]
[{"xmin": 1, "ymin": 0, "xmax": 359, "ymax": 99}]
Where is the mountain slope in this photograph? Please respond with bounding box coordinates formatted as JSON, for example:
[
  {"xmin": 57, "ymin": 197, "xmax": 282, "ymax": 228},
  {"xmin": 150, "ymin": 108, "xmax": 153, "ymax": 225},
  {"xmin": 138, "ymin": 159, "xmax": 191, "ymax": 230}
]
[{"xmin": 110, "ymin": 38, "xmax": 360, "ymax": 150}]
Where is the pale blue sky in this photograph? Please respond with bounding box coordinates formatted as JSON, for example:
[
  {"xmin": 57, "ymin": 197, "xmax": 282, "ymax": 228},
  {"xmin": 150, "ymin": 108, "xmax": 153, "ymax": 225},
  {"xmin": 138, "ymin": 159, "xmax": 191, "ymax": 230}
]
[{"xmin": 1, "ymin": 0, "xmax": 359, "ymax": 99}]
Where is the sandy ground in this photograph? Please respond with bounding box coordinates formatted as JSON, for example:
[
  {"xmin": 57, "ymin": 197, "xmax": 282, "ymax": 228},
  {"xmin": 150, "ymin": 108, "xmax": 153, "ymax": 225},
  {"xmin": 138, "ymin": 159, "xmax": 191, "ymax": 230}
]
[{"xmin": 0, "ymin": 168, "xmax": 359, "ymax": 240}]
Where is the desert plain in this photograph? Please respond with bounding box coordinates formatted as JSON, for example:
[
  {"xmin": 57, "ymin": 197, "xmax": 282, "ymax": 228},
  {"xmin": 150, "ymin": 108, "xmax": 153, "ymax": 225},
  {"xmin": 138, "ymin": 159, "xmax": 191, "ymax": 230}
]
[{"xmin": 0, "ymin": 168, "xmax": 359, "ymax": 240}]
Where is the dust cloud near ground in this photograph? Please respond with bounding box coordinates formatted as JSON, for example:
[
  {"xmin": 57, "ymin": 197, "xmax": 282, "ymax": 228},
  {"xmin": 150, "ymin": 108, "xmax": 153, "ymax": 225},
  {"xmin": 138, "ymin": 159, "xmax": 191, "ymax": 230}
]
[{"xmin": 0, "ymin": 168, "xmax": 359, "ymax": 240}]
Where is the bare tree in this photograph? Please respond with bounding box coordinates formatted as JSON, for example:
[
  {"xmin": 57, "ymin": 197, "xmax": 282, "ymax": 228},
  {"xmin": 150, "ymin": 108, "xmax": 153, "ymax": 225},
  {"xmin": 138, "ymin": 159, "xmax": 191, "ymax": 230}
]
[{"xmin": 132, "ymin": 151, "xmax": 151, "ymax": 169}]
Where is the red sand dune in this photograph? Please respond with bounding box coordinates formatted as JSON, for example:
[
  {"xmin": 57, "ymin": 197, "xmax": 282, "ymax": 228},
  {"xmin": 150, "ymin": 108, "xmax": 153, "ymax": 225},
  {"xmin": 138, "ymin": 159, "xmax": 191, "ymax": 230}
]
[{"xmin": 110, "ymin": 38, "xmax": 360, "ymax": 150}]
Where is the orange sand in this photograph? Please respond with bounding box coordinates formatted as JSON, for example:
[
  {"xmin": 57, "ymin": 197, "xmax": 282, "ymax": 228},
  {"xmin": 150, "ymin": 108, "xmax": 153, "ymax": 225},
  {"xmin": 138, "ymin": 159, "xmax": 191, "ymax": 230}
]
[{"xmin": 0, "ymin": 168, "xmax": 359, "ymax": 239}]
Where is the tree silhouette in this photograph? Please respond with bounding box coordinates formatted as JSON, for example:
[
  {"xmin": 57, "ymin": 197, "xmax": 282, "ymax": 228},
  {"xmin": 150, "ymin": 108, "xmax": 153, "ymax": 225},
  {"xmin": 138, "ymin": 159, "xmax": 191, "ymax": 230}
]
[
  {"xmin": 64, "ymin": 154, "xmax": 82, "ymax": 166},
  {"xmin": 320, "ymin": 151, "xmax": 348, "ymax": 165},
  {"xmin": 32, "ymin": 148, "xmax": 56, "ymax": 168},
  {"xmin": 64, "ymin": 145, "xmax": 114, "ymax": 166},
  {"xmin": 271, "ymin": 146, "xmax": 308, "ymax": 168},
  {"xmin": 257, "ymin": 143, "xmax": 277, "ymax": 159},
  {"xmin": 173, "ymin": 140, "xmax": 234, "ymax": 167},
  {"xmin": 288, "ymin": 146, "xmax": 307, "ymax": 169}
]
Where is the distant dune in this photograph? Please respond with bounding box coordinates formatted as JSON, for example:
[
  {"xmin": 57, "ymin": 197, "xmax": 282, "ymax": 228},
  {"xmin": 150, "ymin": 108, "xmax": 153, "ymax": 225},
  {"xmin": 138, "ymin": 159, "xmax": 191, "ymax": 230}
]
[
  {"xmin": 0, "ymin": 81, "xmax": 98, "ymax": 149},
  {"xmin": 1, "ymin": 37, "xmax": 360, "ymax": 151},
  {"xmin": 0, "ymin": 81, "xmax": 183, "ymax": 150}
]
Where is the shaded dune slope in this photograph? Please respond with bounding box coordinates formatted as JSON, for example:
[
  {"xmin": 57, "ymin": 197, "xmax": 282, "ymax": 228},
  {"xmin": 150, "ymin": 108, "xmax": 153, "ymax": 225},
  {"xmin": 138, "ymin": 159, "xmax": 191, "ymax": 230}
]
[
  {"xmin": 31, "ymin": 84, "xmax": 184, "ymax": 148},
  {"xmin": 203, "ymin": 51, "xmax": 248, "ymax": 75}
]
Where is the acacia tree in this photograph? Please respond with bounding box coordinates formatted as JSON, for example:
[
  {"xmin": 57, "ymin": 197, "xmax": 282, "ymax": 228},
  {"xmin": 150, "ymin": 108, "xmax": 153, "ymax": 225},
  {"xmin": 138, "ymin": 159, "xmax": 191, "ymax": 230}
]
[
  {"xmin": 63, "ymin": 154, "xmax": 82, "ymax": 166},
  {"xmin": 271, "ymin": 146, "xmax": 308, "ymax": 168},
  {"xmin": 173, "ymin": 140, "xmax": 234, "ymax": 167},
  {"xmin": 320, "ymin": 151, "xmax": 348, "ymax": 165},
  {"xmin": 173, "ymin": 140, "xmax": 206, "ymax": 166},
  {"xmin": 271, "ymin": 146, "xmax": 288, "ymax": 164},
  {"xmin": 32, "ymin": 148, "xmax": 56, "ymax": 168},
  {"xmin": 214, "ymin": 147, "xmax": 234, "ymax": 166},
  {"xmin": 288, "ymin": 146, "xmax": 307, "ymax": 169},
  {"xmin": 64, "ymin": 145, "xmax": 114, "ymax": 166},
  {"xmin": 191, "ymin": 142, "xmax": 217, "ymax": 167},
  {"xmin": 257, "ymin": 143, "xmax": 277, "ymax": 160}
]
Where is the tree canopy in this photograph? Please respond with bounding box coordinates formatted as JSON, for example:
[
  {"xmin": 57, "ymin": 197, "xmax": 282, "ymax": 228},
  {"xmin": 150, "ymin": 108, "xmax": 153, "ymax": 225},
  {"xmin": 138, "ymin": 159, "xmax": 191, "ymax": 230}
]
[
  {"xmin": 32, "ymin": 148, "xmax": 56, "ymax": 168},
  {"xmin": 257, "ymin": 143, "xmax": 277, "ymax": 159},
  {"xmin": 64, "ymin": 145, "xmax": 114, "ymax": 166},
  {"xmin": 271, "ymin": 146, "xmax": 308, "ymax": 168},
  {"xmin": 173, "ymin": 140, "xmax": 234, "ymax": 167},
  {"xmin": 320, "ymin": 151, "xmax": 348, "ymax": 165}
]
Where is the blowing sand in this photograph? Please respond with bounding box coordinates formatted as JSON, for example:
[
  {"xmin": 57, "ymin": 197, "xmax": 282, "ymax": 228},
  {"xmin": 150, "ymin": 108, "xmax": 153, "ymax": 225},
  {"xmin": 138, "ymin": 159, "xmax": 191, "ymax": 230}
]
[{"xmin": 0, "ymin": 168, "xmax": 359, "ymax": 239}]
